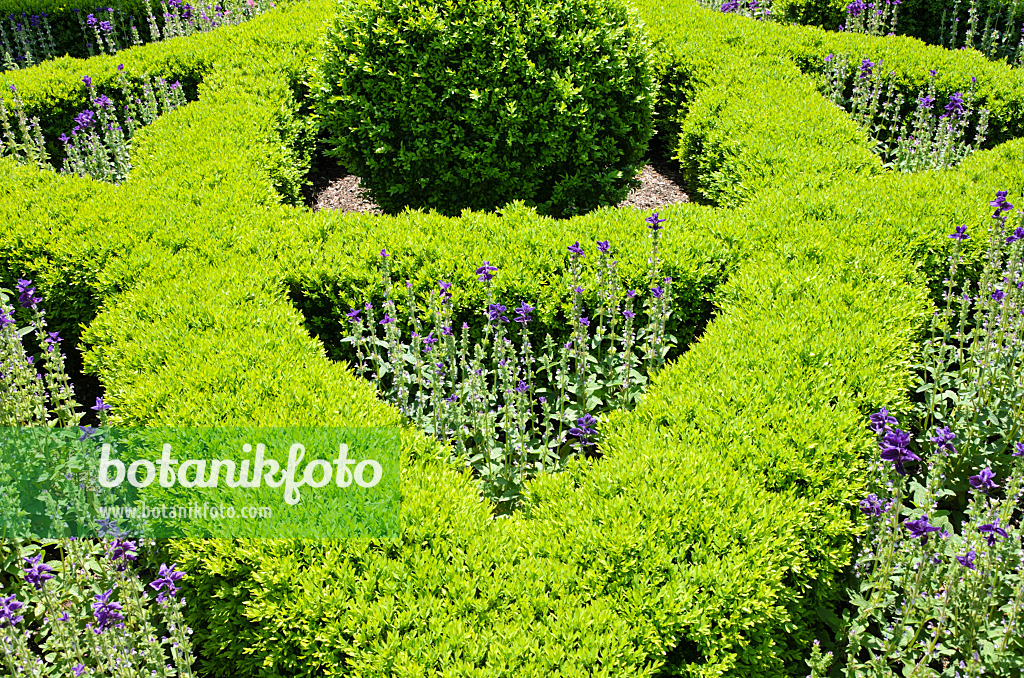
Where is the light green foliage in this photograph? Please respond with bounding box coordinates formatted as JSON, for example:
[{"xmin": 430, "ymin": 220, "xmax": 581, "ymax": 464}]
[
  {"xmin": 2, "ymin": 0, "xmax": 1024, "ymax": 675},
  {"xmin": 309, "ymin": 0, "xmax": 657, "ymax": 217}
]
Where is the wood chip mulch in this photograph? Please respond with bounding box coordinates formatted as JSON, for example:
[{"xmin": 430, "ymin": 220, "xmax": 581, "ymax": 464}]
[{"xmin": 305, "ymin": 158, "xmax": 689, "ymax": 215}]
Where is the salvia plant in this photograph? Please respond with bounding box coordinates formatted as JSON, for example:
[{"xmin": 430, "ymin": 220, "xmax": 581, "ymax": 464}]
[
  {"xmin": 0, "ymin": 281, "xmax": 197, "ymax": 677},
  {"xmin": 909, "ymin": 190, "xmax": 1024, "ymax": 507},
  {"xmin": 1, "ymin": 67, "xmax": 187, "ymax": 183},
  {"xmin": 1, "ymin": 0, "xmax": 276, "ymax": 72},
  {"xmin": 806, "ymin": 192, "xmax": 1024, "ymax": 677},
  {"xmin": 822, "ymin": 56, "xmax": 989, "ymax": 172},
  {"xmin": 939, "ymin": 0, "xmax": 1024, "ymax": 67},
  {"xmin": 695, "ymin": 0, "xmax": 772, "ymax": 21},
  {"xmin": 342, "ymin": 212, "xmax": 676, "ymax": 512},
  {"xmin": 840, "ymin": 0, "xmax": 902, "ymax": 36},
  {"xmin": 808, "ymin": 410, "xmax": 1024, "ymax": 677},
  {"xmin": 0, "ymin": 12, "xmax": 59, "ymax": 71}
]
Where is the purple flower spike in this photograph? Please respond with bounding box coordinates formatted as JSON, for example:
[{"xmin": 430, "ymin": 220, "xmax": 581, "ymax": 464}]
[
  {"xmin": 955, "ymin": 550, "xmax": 976, "ymax": 569},
  {"xmin": 968, "ymin": 467, "xmax": 998, "ymax": 493},
  {"xmin": 941, "ymin": 91, "xmax": 965, "ymax": 118},
  {"xmin": 92, "ymin": 397, "xmax": 111, "ymax": 412},
  {"xmin": 578, "ymin": 316, "xmax": 590, "ymax": 327},
  {"xmin": 16, "ymin": 279, "xmax": 41, "ymax": 309},
  {"xmin": 117, "ymin": 63, "xmax": 124, "ymax": 71},
  {"xmin": 82, "ymin": 75, "xmax": 92, "ymax": 87},
  {"xmin": 989, "ymin": 190, "xmax": 1014, "ymax": 218},
  {"xmin": 0, "ymin": 595, "xmax": 24, "ymax": 627},
  {"xmin": 0, "ymin": 308, "xmax": 13, "ymax": 328},
  {"xmin": 992, "ymin": 289, "xmax": 1005, "ymax": 302},
  {"xmin": 568, "ymin": 413, "xmax": 599, "ymax": 446},
  {"xmin": 859, "ymin": 493, "xmax": 883, "ymax": 517},
  {"xmin": 149, "ymin": 563, "xmax": 185, "ymax": 603},
  {"xmin": 1014, "ymin": 442, "xmax": 1024, "ymax": 457},
  {"xmin": 515, "ymin": 380, "xmax": 528, "ymax": 393},
  {"xmin": 487, "ymin": 303, "xmax": 508, "ymax": 323},
  {"xmin": 978, "ymin": 521, "xmax": 1008, "ymax": 547},
  {"xmin": 651, "ymin": 286, "xmax": 664, "ymax": 299},
  {"xmin": 91, "ymin": 588, "xmax": 124, "ymax": 632},
  {"xmin": 645, "ymin": 212, "xmax": 667, "ymax": 230},
  {"xmin": 475, "ymin": 261, "xmax": 498, "ymax": 282},
  {"xmin": 949, "ymin": 225, "xmax": 970, "ymax": 241},
  {"xmin": 514, "ymin": 302, "xmax": 533, "ymax": 324},
  {"xmin": 930, "ymin": 426, "xmax": 956, "ymax": 453},
  {"xmin": 1006, "ymin": 226, "xmax": 1024, "ymax": 244},
  {"xmin": 380, "ymin": 313, "xmax": 394, "ymax": 325},
  {"xmin": 918, "ymin": 94, "xmax": 935, "ymax": 109},
  {"xmin": 567, "ymin": 241, "xmax": 585, "ymax": 257},
  {"xmin": 879, "ymin": 427, "xmax": 920, "ymax": 475},
  {"xmin": 346, "ymin": 308, "xmax": 360, "ymax": 321},
  {"xmin": 904, "ymin": 515, "xmax": 940, "ymax": 543},
  {"xmin": 597, "ymin": 240, "xmax": 610, "ymax": 253},
  {"xmin": 23, "ymin": 555, "xmax": 54, "ymax": 590}
]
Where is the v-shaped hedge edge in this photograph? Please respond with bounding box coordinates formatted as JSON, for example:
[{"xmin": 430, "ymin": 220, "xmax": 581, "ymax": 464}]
[{"xmin": 2, "ymin": 0, "xmax": 1023, "ymax": 675}]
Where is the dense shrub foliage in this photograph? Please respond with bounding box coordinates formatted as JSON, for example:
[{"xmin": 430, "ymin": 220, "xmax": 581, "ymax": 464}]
[
  {"xmin": 309, "ymin": 0, "xmax": 657, "ymax": 217},
  {"xmin": 1, "ymin": 0, "xmax": 1024, "ymax": 675}
]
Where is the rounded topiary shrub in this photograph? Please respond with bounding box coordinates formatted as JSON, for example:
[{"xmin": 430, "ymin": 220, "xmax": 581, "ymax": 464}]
[{"xmin": 309, "ymin": 0, "xmax": 656, "ymax": 218}]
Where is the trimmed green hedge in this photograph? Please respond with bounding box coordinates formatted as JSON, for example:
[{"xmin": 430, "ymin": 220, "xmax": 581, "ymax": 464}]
[
  {"xmin": 637, "ymin": 0, "xmax": 1024, "ymax": 185},
  {"xmin": 1, "ymin": 0, "xmax": 1022, "ymax": 676}
]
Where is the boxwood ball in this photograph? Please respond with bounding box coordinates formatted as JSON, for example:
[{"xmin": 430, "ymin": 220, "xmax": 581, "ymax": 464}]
[{"xmin": 310, "ymin": 0, "xmax": 657, "ymax": 217}]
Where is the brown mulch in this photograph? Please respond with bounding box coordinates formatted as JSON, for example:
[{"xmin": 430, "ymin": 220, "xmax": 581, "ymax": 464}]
[{"xmin": 306, "ymin": 158, "xmax": 689, "ymax": 215}]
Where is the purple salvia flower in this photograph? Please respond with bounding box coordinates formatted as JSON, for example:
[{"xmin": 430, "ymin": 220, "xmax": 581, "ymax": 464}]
[
  {"xmin": 930, "ymin": 426, "xmax": 956, "ymax": 453},
  {"xmin": 92, "ymin": 397, "xmax": 111, "ymax": 412},
  {"xmin": 956, "ymin": 550, "xmax": 977, "ymax": 569},
  {"xmin": 645, "ymin": 212, "xmax": 667, "ymax": 230},
  {"xmin": 1014, "ymin": 442, "xmax": 1024, "ymax": 457},
  {"xmin": 0, "ymin": 595, "xmax": 24, "ymax": 627},
  {"xmin": 597, "ymin": 240, "xmax": 610, "ymax": 253},
  {"xmin": 567, "ymin": 241, "xmax": 585, "ymax": 257},
  {"xmin": 514, "ymin": 302, "xmax": 533, "ymax": 324},
  {"xmin": 380, "ymin": 313, "xmax": 394, "ymax": 325},
  {"xmin": 942, "ymin": 91, "xmax": 965, "ymax": 118},
  {"xmin": 91, "ymin": 588, "xmax": 123, "ymax": 632},
  {"xmin": 1005, "ymin": 226, "xmax": 1024, "ymax": 244},
  {"xmin": 23, "ymin": 555, "xmax": 54, "ymax": 590},
  {"xmin": 879, "ymin": 427, "xmax": 920, "ymax": 475},
  {"xmin": 476, "ymin": 262, "xmax": 498, "ymax": 282},
  {"xmin": 968, "ymin": 467, "xmax": 998, "ymax": 492},
  {"xmin": 859, "ymin": 493, "xmax": 883, "ymax": 517},
  {"xmin": 569, "ymin": 413, "xmax": 598, "ymax": 445},
  {"xmin": 488, "ymin": 303, "xmax": 509, "ymax": 323},
  {"xmin": 82, "ymin": 75, "xmax": 92, "ymax": 87},
  {"xmin": 149, "ymin": 563, "xmax": 185, "ymax": 603},
  {"xmin": 949, "ymin": 225, "xmax": 969, "ymax": 240},
  {"xmin": 989, "ymin": 190, "xmax": 1013, "ymax": 218},
  {"xmin": 16, "ymin": 279, "xmax": 41, "ymax": 309},
  {"xmin": 978, "ymin": 521, "xmax": 1009, "ymax": 547},
  {"xmin": 904, "ymin": 515, "xmax": 940, "ymax": 543},
  {"xmin": 651, "ymin": 286, "xmax": 664, "ymax": 298}
]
